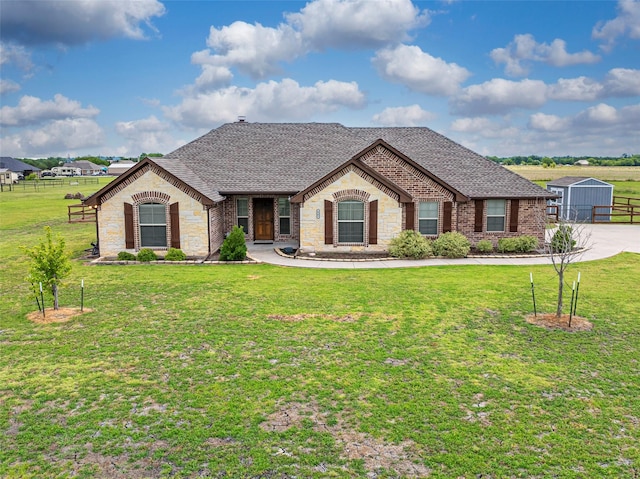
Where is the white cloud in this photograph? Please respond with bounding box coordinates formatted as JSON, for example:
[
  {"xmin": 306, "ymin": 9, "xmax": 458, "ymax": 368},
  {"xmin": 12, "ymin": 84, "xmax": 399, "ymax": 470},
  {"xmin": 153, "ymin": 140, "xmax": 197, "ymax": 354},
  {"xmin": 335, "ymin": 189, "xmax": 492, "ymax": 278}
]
[
  {"xmin": 490, "ymin": 34, "xmax": 600, "ymax": 76},
  {"xmin": 547, "ymin": 77, "xmax": 604, "ymax": 101},
  {"xmin": 165, "ymin": 78, "xmax": 366, "ymax": 128},
  {"xmin": 453, "ymin": 104, "xmax": 640, "ymax": 157},
  {"xmin": 603, "ymin": 68, "xmax": 640, "ymax": 96},
  {"xmin": 0, "ymin": 94, "xmax": 99, "ymax": 127},
  {"xmin": 450, "ymin": 117, "xmax": 499, "ymax": 133},
  {"xmin": 0, "ymin": 118, "xmax": 104, "ymax": 157},
  {"xmin": 372, "ymin": 44, "xmax": 471, "ymax": 96},
  {"xmin": 196, "ymin": 0, "xmax": 428, "ymax": 80},
  {"xmin": 0, "ymin": 0, "xmax": 166, "ymax": 46},
  {"xmin": 528, "ymin": 113, "xmax": 571, "ymax": 132},
  {"xmin": 0, "ymin": 79, "xmax": 21, "ymax": 95},
  {"xmin": 286, "ymin": 0, "xmax": 429, "ymax": 49},
  {"xmin": 203, "ymin": 22, "xmax": 303, "ymax": 79},
  {"xmin": 372, "ymin": 105, "xmax": 436, "ymax": 126},
  {"xmin": 451, "ymin": 78, "xmax": 547, "ymax": 115},
  {"xmin": 0, "ymin": 42, "xmax": 34, "ymax": 71},
  {"xmin": 115, "ymin": 115, "xmax": 181, "ymax": 155},
  {"xmin": 592, "ymin": 0, "xmax": 640, "ymax": 51}
]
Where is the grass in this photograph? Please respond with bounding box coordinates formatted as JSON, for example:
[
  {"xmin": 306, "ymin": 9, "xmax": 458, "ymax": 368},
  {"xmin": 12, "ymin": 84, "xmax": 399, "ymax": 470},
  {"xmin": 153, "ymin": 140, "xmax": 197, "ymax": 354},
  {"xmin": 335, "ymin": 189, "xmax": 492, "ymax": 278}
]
[
  {"xmin": 1, "ymin": 181, "xmax": 640, "ymax": 478},
  {"xmin": 507, "ymin": 165, "xmax": 640, "ymax": 182}
]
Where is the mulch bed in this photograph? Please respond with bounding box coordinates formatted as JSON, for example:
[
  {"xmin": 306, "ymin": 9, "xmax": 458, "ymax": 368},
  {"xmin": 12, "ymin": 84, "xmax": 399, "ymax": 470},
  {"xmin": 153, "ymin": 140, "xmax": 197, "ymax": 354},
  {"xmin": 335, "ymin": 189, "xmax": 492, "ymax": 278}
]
[
  {"xmin": 525, "ymin": 313, "xmax": 593, "ymax": 331},
  {"xmin": 27, "ymin": 307, "xmax": 93, "ymax": 324}
]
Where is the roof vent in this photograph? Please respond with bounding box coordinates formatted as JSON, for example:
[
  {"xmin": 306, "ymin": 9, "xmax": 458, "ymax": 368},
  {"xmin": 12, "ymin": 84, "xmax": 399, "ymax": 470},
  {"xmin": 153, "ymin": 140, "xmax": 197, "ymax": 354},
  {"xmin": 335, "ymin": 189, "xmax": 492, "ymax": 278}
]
[{"xmin": 238, "ymin": 116, "xmax": 246, "ymax": 122}]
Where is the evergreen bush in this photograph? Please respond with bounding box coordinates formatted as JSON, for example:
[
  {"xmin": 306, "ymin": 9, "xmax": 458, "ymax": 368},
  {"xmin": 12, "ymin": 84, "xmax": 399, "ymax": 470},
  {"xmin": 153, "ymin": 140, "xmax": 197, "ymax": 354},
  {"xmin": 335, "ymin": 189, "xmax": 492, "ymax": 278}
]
[
  {"xmin": 164, "ymin": 247, "xmax": 187, "ymax": 261},
  {"xmin": 476, "ymin": 239, "xmax": 494, "ymax": 253},
  {"xmin": 388, "ymin": 230, "xmax": 432, "ymax": 259},
  {"xmin": 219, "ymin": 225, "xmax": 247, "ymax": 261},
  {"xmin": 117, "ymin": 251, "xmax": 137, "ymax": 261},
  {"xmin": 498, "ymin": 236, "xmax": 539, "ymax": 253},
  {"xmin": 551, "ymin": 225, "xmax": 576, "ymax": 253},
  {"xmin": 432, "ymin": 232, "xmax": 470, "ymax": 258},
  {"xmin": 136, "ymin": 248, "xmax": 157, "ymax": 262}
]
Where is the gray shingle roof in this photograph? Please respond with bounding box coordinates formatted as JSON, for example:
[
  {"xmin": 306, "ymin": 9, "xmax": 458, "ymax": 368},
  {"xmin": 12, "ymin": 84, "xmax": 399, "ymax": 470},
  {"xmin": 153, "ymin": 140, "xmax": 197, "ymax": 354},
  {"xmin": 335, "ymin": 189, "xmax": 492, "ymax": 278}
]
[
  {"xmin": 0, "ymin": 157, "xmax": 41, "ymax": 172},
  {"xmin": 547, "ymin": 176, "xmax": 591, "ymax": 187},
  {"xmin": 163, "ymin": 122, "xmax": 553, "ymax": 200}
]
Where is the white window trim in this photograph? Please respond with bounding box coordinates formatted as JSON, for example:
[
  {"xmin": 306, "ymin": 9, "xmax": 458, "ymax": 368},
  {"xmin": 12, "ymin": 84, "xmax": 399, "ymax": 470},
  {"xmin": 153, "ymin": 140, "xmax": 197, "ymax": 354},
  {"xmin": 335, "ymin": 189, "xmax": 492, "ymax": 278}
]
[
  {"xmin": 418, "ymin": 201, "xmax": 439, "ymax": 236},
  {"xmin": 337, "ymin": 200, "xmax": 365, "ymax": 245},
  {"xmin": 486, "ymin": 199, "xmax": 506, "ymax": 233}
]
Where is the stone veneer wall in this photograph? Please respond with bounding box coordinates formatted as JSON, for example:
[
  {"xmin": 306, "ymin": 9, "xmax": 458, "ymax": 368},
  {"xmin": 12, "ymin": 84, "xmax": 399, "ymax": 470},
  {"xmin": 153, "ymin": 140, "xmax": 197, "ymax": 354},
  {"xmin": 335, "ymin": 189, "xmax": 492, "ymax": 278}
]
[
  {"xmin": 300, "ymin": 168, "xmax": 402, "ymax": 252},
  {"xmin": 97, "ymin": 169, "xmax": 210, "ymax": 257}
]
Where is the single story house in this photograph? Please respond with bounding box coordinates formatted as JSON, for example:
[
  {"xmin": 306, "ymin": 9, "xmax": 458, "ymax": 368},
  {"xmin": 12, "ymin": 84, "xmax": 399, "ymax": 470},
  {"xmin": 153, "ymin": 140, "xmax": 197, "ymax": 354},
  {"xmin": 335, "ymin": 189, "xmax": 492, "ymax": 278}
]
[
  {"xmin": 107, "ymin": 161, "xmax": 136, "ymax": 176},
  {"xmin": 547, "ymin": 176, "xmax": 613, "ymax": 222},
  {"xmin": 0, "ymin": 157, "xmax": 41, "ymax": 178},
  {"xmin": 63, "ymin": 161, "xmax": 103, "ymax": 176},
  {"xmin": 84, "ymin": 122, "xmax": 556, "ymax": 257},
  {"xmin": 0, "ymin": 168, "xmax": 20, "ymax": 184}
]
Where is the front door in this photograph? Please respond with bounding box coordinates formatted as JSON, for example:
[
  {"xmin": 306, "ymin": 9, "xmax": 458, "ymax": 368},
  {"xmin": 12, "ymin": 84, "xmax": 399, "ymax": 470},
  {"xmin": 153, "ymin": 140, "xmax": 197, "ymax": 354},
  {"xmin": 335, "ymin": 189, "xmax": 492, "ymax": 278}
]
[{"xmin": 253, "ymin": 198, "xmax": 274, "ymax": 241}]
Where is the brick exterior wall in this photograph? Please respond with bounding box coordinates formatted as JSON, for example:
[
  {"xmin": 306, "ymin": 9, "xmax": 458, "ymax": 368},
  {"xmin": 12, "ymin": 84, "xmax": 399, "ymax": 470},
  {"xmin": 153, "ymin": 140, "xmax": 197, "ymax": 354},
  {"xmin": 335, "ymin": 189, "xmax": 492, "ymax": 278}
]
[
  {"xmin": 360, "ymin": 146, "xmax": 457, "ymax": 235},
  {"xmin": 220, "ymin": 195, "xmax": 299, "ymax": 245}
]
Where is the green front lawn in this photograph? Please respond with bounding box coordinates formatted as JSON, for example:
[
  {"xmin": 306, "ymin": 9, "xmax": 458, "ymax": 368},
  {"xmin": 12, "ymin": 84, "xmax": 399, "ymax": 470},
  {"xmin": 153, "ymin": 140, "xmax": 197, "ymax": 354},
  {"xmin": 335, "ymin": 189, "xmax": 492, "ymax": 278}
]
[{"xmin": 1, "ymin": 184, "xmax": 639, "ymax": 478}]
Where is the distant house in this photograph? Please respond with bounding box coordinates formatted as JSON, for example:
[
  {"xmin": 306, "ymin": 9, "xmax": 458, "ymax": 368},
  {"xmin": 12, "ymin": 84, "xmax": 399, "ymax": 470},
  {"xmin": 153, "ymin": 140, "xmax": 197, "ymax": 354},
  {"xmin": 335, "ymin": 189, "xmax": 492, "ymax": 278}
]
[
  {"xmin": 547, "ymin": 176, "xmax": 613, "ymax": 221},
  {"xmin": 0, "ymin": 169, "xmax": 20, "ymax": 184},
  {"xmin": 107, "ymin": 162, "xmax": 135, "ymax": 176},
  {"xmin": 84, "ymin": 122, "xmax": 556, "ymax": 258},
  {"xmin": 0, "ymin": 157, "xmax": 41, "ymax": 177},
  {"xmin": 574, "ymin": 160, "xmax": 590, "ymax": 166},
  {"xmin": 64, "ymin": 161, "xmax": 103, "ymax": 176}
]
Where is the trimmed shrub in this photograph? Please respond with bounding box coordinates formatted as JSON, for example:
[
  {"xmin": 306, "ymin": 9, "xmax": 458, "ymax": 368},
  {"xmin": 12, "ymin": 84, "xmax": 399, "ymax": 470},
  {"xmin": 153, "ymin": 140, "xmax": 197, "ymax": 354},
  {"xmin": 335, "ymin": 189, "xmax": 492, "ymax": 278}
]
[
  {"xmin": 432, "ymin": 232, "xmax": 470, "ymax": 258},
  {"xmin": 498, "ymin": 235, "xmax": 539, "ymax": 253},
  {"xmin": 117, "ymin": 251, "xmax": 137, "ymax": 261},
  {"xmin": 476, "ymin": 239, "xmax": 494, "ymax": 254},
  {"xmin": 136, "ymin": 248, "xmax": 157, "ymax": 262},
  {"xmin": 219, "ymin": 225, "xmax": 247, "ymax": 261},
  {"xmin": 551, "ymin": 225, "xmax": 576, "ymax": 253},
  {"xmin": 388, "ymin": 230, "xmax": 432, "ymax": 259},
  {"xmin": 164, "ymin": 247, "xmax": 187, "ymax": 261}
]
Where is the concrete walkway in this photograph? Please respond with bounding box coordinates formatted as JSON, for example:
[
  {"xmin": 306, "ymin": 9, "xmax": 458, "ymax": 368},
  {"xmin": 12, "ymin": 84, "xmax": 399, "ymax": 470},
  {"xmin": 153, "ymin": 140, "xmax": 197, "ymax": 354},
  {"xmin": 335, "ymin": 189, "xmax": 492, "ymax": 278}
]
[{"xmin": 247, "ymin": 224, "xmax": 640, "ymax": 269}]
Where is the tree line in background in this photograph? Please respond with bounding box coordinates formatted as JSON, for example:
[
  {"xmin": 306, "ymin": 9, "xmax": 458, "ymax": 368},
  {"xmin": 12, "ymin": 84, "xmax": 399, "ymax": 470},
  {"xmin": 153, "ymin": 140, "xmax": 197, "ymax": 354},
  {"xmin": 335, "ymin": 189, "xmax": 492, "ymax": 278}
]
[
  {"xmin": 487, "ymin": 154, "xmax": 640, "ymax": 167},
  {"xmin": 18, "ymin": 153, "xmax": 164, "ymax": 171}
]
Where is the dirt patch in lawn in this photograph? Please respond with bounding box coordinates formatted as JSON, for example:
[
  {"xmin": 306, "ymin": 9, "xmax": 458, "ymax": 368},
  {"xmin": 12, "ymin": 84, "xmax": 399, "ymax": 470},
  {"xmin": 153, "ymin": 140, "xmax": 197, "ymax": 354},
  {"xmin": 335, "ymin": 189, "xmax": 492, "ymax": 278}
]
[
  {"xmin": 267, "ymin": 313, "xmax": 362, "ymax": 323},
  {"xmin": 27, "ymin": 307, "xmax": 93, "ymax": 324},
  {"xmin": 525, "ymin": 313, "xmax": 593, "ymax": 331},
  {"xmin": 261, "ymin": 401, "xmax": 430, "ymax": 477}
]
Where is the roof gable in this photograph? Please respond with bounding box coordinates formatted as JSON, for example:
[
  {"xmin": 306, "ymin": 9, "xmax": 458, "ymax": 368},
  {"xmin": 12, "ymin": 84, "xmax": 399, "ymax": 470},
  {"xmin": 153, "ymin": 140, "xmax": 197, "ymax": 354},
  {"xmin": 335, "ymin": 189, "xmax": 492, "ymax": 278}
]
[
  {"xmin": 290, "ymin": 156, "xmax": 412, "ymax": 204},
  {"xmin": 83, "ymin": 158, "xmax": 223, "ymax": 207},
  {"xmin": 547, "ymin": 176, "xmax": 613, "ymax": 187}
]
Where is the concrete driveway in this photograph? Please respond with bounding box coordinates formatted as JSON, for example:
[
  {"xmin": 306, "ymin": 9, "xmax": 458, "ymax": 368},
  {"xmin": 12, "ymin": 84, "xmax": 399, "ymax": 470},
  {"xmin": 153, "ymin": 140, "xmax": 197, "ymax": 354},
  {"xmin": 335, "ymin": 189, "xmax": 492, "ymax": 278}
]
[{"xmin": 246, "ymin": 224, "xmax": 640, "ymax": 269}]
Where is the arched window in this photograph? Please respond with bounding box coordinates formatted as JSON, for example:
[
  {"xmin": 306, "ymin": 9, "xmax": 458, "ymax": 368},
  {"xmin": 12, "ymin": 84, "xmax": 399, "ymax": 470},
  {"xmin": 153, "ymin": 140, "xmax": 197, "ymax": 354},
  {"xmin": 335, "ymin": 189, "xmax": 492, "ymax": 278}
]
[
  {"xmin": 337, "ymin": 200, "xmax": 364, "ymax": 243},
  {"xmin": 139, "ymin": 202, "xmax": 167, "ymax": 247}
]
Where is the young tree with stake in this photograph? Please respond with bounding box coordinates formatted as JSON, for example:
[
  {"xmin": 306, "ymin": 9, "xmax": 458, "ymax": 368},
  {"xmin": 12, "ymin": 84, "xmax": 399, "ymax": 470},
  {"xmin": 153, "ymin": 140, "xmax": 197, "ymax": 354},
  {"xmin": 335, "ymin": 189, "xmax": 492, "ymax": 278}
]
[
  {"xmin": 539, "ymin": 208, "xmax": 591, "ymax": 318},
  {"xmin": 24, "ymin": 226, "xmax": 72, "ymax": 310}
]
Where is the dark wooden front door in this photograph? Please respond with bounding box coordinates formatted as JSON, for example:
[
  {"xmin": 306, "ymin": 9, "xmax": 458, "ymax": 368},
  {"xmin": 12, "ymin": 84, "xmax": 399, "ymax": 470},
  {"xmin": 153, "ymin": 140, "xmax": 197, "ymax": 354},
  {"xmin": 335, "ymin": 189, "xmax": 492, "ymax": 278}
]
[{"xmin": 253, "ymin": 198, "xmax": 274, "ymax": 241}]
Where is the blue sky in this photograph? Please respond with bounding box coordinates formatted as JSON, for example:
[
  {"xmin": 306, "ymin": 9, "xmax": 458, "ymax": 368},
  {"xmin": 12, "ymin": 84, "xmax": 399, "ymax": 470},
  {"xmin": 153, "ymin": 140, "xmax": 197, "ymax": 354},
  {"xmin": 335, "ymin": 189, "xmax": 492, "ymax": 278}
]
[{"xmin": 1, "ymin": 0, "xmax": 639, "ymax": 159}]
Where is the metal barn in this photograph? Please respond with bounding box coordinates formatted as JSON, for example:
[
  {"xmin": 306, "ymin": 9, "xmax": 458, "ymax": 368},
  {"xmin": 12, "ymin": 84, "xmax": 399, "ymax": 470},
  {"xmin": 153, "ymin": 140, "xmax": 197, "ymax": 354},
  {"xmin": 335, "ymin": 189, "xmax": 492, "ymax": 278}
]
[{"xmin": 546, "ymin": 176, "xmax": 614, "ymax": 222}]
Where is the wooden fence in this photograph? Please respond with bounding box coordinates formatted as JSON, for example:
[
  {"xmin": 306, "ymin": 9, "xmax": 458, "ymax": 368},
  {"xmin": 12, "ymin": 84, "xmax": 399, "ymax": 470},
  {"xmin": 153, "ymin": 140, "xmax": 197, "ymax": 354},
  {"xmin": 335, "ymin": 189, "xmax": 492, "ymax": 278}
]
[
  {"xmin": 592, "ymin": 196, "xmax": 640, "ymax": 224},
  {"xmin": 68, "ymin": 204, "xmax": 97, "ymax": 223},
  {"xmin": 0, "ymin": 177, "xmax": 99, "ymax": 192}
]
